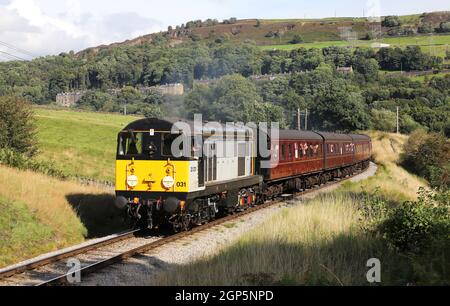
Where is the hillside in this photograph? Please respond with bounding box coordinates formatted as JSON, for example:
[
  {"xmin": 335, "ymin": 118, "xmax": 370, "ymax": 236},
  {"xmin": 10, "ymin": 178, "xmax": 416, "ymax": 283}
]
[
  {"xmin": 0, "ymin": 165, "xmax": 125, "ymax": 268},
  {"xmin": 35, "ymin": 108, "xmax": 140, "ymax": 182},
  {"xmin": 154, "ymin": 132, "xmax": 449, "ymax": 286},
  {"xmin": 78, "ymin": 11, "xmax": 450, "ymax": 56}
]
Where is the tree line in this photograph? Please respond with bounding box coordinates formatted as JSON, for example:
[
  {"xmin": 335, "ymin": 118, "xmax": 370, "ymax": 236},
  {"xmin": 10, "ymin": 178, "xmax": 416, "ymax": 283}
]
[
  {"xmin": 0, "ymin": 39, "xmax": 448, "ymax": 134},
  {"xmin": 0, "ymin": 39, "xmax": 444, "ymax": 103}
]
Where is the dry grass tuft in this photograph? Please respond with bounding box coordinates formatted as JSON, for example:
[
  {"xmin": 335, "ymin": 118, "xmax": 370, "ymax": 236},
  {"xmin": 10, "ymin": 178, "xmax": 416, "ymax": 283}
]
[{"xmin": 155, "ymin": 193, "xmax": 389, "ymax": 286}]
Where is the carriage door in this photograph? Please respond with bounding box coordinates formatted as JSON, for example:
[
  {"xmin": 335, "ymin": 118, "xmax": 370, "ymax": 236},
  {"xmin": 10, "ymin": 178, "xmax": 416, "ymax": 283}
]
[{"xmin": 205, "ymin": 143, "xmax": 217, "ymax": 182}]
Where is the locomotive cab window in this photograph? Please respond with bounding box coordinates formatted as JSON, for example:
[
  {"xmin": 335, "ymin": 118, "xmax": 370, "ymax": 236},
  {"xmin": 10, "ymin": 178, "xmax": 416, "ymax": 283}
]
[
  {"xmin": 162, "ymin": 133, "xmax": 184, "ymax": 157},
  {"xmin": 118, "ymin": 132, "xmax": 143, "ymax": 156}
]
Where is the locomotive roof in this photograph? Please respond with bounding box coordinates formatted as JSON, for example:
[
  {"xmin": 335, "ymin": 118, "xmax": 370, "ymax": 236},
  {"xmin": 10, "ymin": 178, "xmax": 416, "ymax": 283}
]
[
  {"xmin": 123, "ymin": 118, "xmax": 252, "ymax": 135},
  {"xmin": 123, "ymin": 118, "xmax": 189, "ymax": 131}
]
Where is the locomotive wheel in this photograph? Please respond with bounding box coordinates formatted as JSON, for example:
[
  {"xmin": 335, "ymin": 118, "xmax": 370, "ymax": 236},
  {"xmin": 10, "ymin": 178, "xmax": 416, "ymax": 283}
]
[{"xmin": 182, "ymin": 217, "xmax": 191, "ymax": 232}]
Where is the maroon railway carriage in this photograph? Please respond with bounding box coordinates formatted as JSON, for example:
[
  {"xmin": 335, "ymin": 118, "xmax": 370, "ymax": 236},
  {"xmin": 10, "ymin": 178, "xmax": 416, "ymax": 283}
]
[
  {"xmin": 256, "ymin": 130, "xmax": 372, "ymax": 197},
  {"xmin": 350, "ymin": 134, "xmax": 372, "ymax": 164},
  {"xmin": 266, "ymin": 130, "xmax": 325, "ymax": 181},
  {"xmin": 318, "ymin": 132, "xmax": 354, "ymax": 171}
]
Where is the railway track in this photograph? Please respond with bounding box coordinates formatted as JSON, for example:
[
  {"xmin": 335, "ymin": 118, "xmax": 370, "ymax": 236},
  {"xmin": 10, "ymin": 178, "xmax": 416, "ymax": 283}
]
[{"xmin": 0, "ymin": 165, "xmax": 372, "ymax": 286}]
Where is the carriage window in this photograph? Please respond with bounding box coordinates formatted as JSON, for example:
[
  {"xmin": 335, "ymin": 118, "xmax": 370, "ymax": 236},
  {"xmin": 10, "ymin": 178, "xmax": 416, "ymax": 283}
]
[
  {"xmin": 281, "ymin": 145, "xmax": 286, "ymax": 160},
  {"xmin": 288, "ymin": 144, "xmax": 292, "ymax": 159},
  {"xmin": 118, "ymin": 132, "xmax": 143, "ymax": 156}
]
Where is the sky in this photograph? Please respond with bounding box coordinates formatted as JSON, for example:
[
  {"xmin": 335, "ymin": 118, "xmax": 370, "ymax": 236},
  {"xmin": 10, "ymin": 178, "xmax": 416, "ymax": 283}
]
[{"xmin": 0, "ymin": 0, "xmax": 448, "ymax": 60}]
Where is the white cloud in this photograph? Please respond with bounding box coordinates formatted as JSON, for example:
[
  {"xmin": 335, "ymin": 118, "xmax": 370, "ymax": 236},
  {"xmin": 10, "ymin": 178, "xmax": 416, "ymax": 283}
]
[
  {"xmin": 0, "ymin": 0, "xmax": 163, "ymax": 60},
  {"xmin": 0, "ymin": 0, "xmax": 449, "ymax": 61}
]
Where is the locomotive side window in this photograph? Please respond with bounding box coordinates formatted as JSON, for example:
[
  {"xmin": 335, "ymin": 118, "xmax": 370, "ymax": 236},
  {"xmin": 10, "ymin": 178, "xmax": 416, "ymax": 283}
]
[{"xmin": 118, "ymin": 132, "xmax": 143, "ymax": 156}]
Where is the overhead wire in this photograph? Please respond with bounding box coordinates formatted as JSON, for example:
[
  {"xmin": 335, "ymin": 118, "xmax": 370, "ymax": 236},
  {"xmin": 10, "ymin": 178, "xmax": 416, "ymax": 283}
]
[
  {"xmin": 0, "ymin": 40, "xmax": 35, "ymax": 58},
  {"xmin": 0, "ymin": 50, "xmax": 27, "ymax": 61}
]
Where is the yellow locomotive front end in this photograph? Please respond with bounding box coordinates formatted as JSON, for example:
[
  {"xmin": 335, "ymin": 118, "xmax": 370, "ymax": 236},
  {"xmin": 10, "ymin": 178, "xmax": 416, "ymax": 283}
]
[{"xmin": 115, "ymin": 118, "xmax": 204, "ymax": 231}]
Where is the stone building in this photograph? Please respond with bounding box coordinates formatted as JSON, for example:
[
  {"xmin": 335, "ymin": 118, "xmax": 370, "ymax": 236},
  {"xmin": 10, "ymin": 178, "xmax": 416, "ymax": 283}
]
[{"xmin": 56, "ymin": 91, "xmax": 86, "ymax": 107}]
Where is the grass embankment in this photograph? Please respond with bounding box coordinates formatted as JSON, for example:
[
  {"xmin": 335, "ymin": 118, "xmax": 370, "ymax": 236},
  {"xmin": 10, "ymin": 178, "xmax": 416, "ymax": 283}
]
[
  {"xmin": 0, "ymin": 165, "xmax": 128, "ymax": 268},
  {"xmin": 155, "ymin": 132, "xmax": 441, "ymax": 286},
  {"xmin": 34, "ymin": 108, "xmax": 139, "ymax": 182},
  {"xmin": 260, "ymin": 34, "xmax": 450, "ymax": 59}
]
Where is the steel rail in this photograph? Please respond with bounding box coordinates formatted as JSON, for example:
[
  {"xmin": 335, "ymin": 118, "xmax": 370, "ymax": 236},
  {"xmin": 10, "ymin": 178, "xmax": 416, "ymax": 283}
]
[
  {"xmin": 0, "ymin": 229, "xmax": 141, "ymax": 280},
  {"xmin": 38, "ymin": 165, "xmax": 371, "ymax": 286}
]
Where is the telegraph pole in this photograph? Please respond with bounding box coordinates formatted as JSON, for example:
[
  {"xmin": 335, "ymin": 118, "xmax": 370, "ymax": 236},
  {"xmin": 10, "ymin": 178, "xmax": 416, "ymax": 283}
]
[
  {"xmin": 297, "ymin": 108, "xmax": 301, "ymax": 131},
  {"xmin": 305, "ymin": 109, "xmax": 308, "ymax": 131}
]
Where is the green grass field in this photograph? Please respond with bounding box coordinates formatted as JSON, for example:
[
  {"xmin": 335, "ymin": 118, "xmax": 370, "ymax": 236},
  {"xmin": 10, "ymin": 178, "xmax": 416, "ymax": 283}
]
[
  {"xmin": 35, "ymin": 108, "xmax": 140, "ymax": 182},
  {"xmin": 260, "ymin": 34, "xmax": 450, "ymax": 59}
]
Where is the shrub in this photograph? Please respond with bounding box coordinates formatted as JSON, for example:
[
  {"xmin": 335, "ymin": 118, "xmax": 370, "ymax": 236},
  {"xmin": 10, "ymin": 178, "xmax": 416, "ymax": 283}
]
[
  {"xmin": 401, "ymin": 130, "xmax": 450, "ymax": 189},
  {"xmin": 380, "ymin": 188, "xmax": 449, "ymax": 253},
  {"xmin": 418, "ymin": 23, "xmax": 434, "ymax": 34},
  {"xmin": 357, "ymin": 188, "xmax": 389, "ymax": 232},
  {"xmin": 382, "ymin": 16, "xmax": 401, "ymax": 28},
  {"xmin": 0, "ymin": 148, "xmax": 67, "ymax": 179},
  {"xmin": 0, "ymin": 96, "xmax": 37, "ymax": 157},
  {"xmin": 438, "ymin": 22, "xmax": 450, "ymax": 33},
  {"xmin": 371, "ymin": 109, "xmax": 396, "ymax": 132},
  {"xmin": 143, "ymin": 104, "xmax": 164, "ymax": 118},
  {"xmin": 289, "ymin": 35, "xmax": 303, "ymax": 44},
  {"xmin": 362, "ymin": 32, "xmax": 374, "ymax": 40}
]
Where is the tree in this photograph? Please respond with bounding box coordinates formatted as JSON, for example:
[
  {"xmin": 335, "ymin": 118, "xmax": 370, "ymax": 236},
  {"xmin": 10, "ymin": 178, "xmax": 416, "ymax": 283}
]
[
  {"xmin": 48, "ymin": 70, "xmax": 69, "ymax": 100},
  {"xmin": 418, "ymin": 23, "xmax": 434, "ymax": 34},
  {"xmin": 143, "ymin": 90, "xmax": 164, "ymax": 105},
  {"xmin": 185, "ymin": 74, "xmax": 284, "ymax": 124},
  {"xmin": 401, "ymin": 130, "xmax": 450, "ymax": 189},
  {"xmin": 363, "ymin": 32, "xmax": 375, "ymax": 40},
  {"xmin": 377, "ymin": 47, "xmax": 403, "ymax": 70},
  {"xmin": 311, "ymin": 91, "xmax": 370, "ymax": 132},
  {"xmin": 290, "ymin": 48, "xmax": 324, "ymax": 71},
  {"xmin": 323, "ymin": 46, "xmax": 353, "ymax": 67},
  {"xmin": 353, "ymin": 57, "xmax": 379, "ymax": 82},
  {"xmin": 143, "ymin": 104, "xmax": 164, "ymax": 118},
  {"xmin": 77, "ymin": 91, "xmax": 114, "ymax": 111},
  {"xmin": 371, "ymin": 109, "xmax": 397, "ymax": 132},
  {"xmin": 382, "ymin": 16, "xmax": 401, "ymax": 27},
  {"xmin": 438, "ymin": 22, "xmax": 450, "ymax": 33},
  {"xmin": 0, "ymin": 96, "xmax": 37, "ymax": 156}
]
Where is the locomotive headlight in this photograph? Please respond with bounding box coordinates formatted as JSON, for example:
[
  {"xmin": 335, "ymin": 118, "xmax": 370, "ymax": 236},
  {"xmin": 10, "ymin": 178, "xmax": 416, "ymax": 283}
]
[
  {"xmin": 162, "ymin": 176, "xmax": 175, "ymax": 189},
  {"xmin": 127, "ymin": 175, "xmax": 139, "ymax": 188}
]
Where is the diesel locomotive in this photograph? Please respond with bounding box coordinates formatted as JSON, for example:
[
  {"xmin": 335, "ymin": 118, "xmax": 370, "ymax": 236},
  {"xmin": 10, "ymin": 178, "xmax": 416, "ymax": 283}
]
[{"xmin": 115, "ymin": 118, "xmax": 372, "ymax": 232}]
